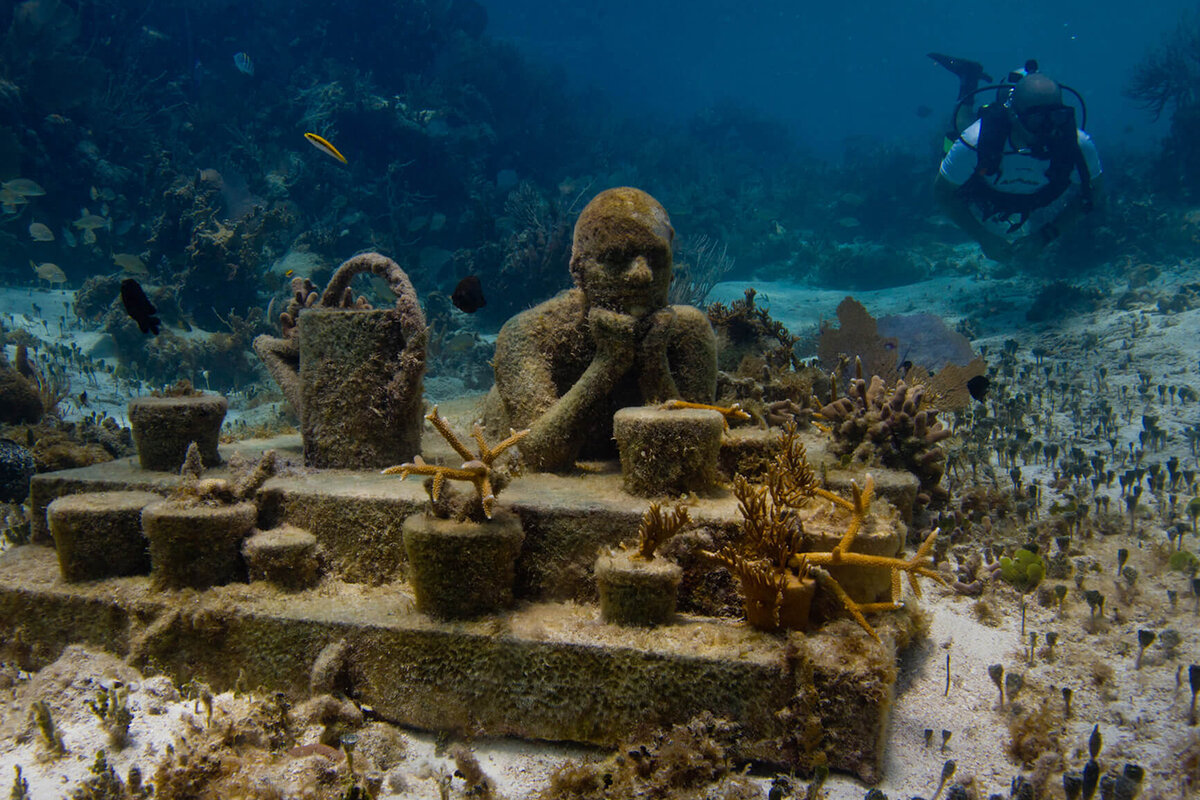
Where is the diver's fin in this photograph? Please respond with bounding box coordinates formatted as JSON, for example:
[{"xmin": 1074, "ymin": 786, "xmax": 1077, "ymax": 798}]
[{"xmin": 927, "ymin": 52, "xmax": 993, "ymax": 84}]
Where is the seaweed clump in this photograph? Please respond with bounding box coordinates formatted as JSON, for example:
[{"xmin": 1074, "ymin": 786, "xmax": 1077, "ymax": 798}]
[
  {"xmin": 707, "ymin": 287, "xmax": 799, "ymax": 374},
  {"xmin": 1128, "ymin": 12, "xmax": 1200, "ymax": 196},
  {"xmin": 707, "ymin": 288, "xmax": 824, "ymax": 427}
]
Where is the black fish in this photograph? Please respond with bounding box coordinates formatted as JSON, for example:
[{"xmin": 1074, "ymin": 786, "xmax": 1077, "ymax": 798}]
[
  {"xmin": 966, "ymin": 375, "xmax": 990, "ymax": 402},
  {"xmin": 451, "ymin": 275, "xmax": 486, "ymax": 313},
  {"xmin": 120, "ymin": 278, "xmax": 161, "ymax": 334}
]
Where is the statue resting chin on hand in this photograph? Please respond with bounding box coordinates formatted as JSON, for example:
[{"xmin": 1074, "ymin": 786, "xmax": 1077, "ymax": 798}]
[{"xmin": 484, "ymin": 187, "xmax": 718, "ymax": 471}]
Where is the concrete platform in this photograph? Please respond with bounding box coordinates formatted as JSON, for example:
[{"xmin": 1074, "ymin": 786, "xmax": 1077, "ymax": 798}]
[
  {"xmin": 0, "ymin": 545, "xmax": 916, "ymax": 783},
  {"xmin": 5, "ymin": 429, "xmax": 925, "ymax": 782}
]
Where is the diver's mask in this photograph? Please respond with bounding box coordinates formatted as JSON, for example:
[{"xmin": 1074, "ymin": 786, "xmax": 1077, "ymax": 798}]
[{"xmin": 1014, "ymin": 104, "xmax": 1075, "ymax": 141}]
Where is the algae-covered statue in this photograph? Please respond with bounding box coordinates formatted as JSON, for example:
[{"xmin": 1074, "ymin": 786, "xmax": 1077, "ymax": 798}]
[
  {"xmin": 485, "ymin": 187, "xmax": 717, "ymax": 470},
  {"xmin": 254, "ymin": 252, "xmax": 426, "ymax": 469}
]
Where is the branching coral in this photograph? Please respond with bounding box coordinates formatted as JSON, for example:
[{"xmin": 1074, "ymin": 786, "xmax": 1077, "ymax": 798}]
[
  {"xmin": 704, "ymin": 423, "xmax": 943, "ymax": 640},
  {"xmin": 707, "ymin": 287, "xmax": 799, "ymax": 373},
  {"xmin": 382, "ymin": 405, "xmax": 528, "ymax": 521},
  {"xmin": 172, "ymin": 442, "xmax": 277, "ymax": 507},
  {"xmin": 634, "ymin": 503, "xmax": 692, "ymax": 560},
  {"xmin": 659, "ymin": 399, "xmax": 751, "ymax": 428},
  {"xmin": 818, "ymin": 373, "xmax": 953, "ymax": 510}
]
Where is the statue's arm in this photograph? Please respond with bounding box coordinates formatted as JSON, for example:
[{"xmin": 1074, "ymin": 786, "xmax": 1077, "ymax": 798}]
[{"xmin": 497, "ymin": 308, "xmax": 635, "ymax": 470}]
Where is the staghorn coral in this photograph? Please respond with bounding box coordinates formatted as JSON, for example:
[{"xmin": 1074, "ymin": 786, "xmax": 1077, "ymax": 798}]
[
  {"xmin": 703, "ymin": 423, "xmax": 944, "ymax": 640},
  {"xmin": 659, "ymin": 399, "xmax": 751, "ymax": 429},
  {"xmin": 819, "ymin": 373, "xmax": 953, "ymax": 510},
  {"xmin": 382, "ymin": 405, "xmax": 528, "ymax": 521}
]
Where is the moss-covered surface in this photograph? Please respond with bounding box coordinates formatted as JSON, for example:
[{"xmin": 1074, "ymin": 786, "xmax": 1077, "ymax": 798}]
[
  {"xmin": 613, "ymin": 406, "xmax": 725, "ymax": 496},
  {"xmin": 297, "ymin": 307, "xmax": 424, "ymax": 469},
  {"xmin": 402, "ymin": 509, "xmax": 524, "ymax": 619},
  {"xmin": 128, "ymin": 393, "xmax": 227, "ymax": 471},
  {"xmin": 595, "ymin": 548, "xmax": 683, "ymax": 626},
  {"xmin": 142, "ymin": 499, "xmax": 257, "ymax": 589},
  {"xmin": 46, "ymin": 490, "xmax": 160, "ymax": 581},
  {"xmin": 0, "ymin": 544, "xmax": 917, "ymax": 782}
]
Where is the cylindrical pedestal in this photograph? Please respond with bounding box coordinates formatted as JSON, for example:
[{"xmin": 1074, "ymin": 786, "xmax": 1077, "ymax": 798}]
[
  {"xmin": 595, "ymin": 549, "xmax": 682, "ymax": 627},
  {"xmin": 402, "ymin": 510, "xmax": 523, "ymax": 619},
  {"xmin": 298, "ymin": 308, "xmax": 424, "ymax": 469},
  {"xmin": 243, "ymin": 525, "xmax": 322, "ymax": 590},
  {"xmin": 128, "ymin": 394, "xmax": 227, "ymax": 471},
  {"xmin": 47, "ymin": 491, "xmax": 161, "ymax": 581},
  {"xmin": 613, "ymin": 406, "xmax": 724, "ymax": 497},
  {"xmin": 142, "ymin": 500, "xmax": 257, "ymax": 589}
]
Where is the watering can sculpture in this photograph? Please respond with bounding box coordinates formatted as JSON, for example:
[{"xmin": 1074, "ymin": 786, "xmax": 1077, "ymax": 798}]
[{"xmin": 254, "ymin": 252, "xmax": 427, "ymax": 468}]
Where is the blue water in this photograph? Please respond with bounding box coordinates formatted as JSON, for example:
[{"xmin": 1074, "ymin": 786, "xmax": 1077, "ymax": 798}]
[
  {"xmin": 484, "ymin": 0, "xmax": 1193, "ymax": 156},
  {"xmin": 1, "ymin": 0, "xmax": 1199, "ymax": 400}
]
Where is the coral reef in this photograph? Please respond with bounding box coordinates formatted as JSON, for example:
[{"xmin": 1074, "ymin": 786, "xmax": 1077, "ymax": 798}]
[{"xmin": 819, "ymin": 375, "xmax": 953, "ymax": 511}]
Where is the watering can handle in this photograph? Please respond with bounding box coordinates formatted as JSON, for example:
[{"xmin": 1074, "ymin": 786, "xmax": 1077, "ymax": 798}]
[{"xmin": 318, "ymin": 253, "xmax": 425, "ymax": 342}]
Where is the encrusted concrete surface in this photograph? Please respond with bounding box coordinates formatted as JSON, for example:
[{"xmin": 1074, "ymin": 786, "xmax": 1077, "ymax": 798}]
[
  {"xmin": 0, "ymin": 545, "xmax": 914, "ymax": 782},
  {"xmin": 12, "ymin": 430, "xmax": 926, "ymax": 782}
]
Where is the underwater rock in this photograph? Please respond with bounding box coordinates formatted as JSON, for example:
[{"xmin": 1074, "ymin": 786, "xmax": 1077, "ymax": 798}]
[{"xmin": 0, "ymin": 438, "xmax": 36, "ymax": 503}]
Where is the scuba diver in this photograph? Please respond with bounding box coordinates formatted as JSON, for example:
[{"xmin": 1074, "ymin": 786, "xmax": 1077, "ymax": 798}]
[{"xmin": 928, "ymin": 54, "xmax": 1104, "ymax": 263}]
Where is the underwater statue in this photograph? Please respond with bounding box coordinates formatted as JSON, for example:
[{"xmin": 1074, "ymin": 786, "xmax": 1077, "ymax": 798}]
[
  {"xmin": 485, "ymin": 187, "xmax": 717, "ymax": 471},
  {"xmin": 254, "ymin": 252, "xmax": 427, "ymax": 469}
]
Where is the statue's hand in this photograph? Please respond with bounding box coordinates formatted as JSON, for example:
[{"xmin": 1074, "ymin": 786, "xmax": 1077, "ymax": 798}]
[
  {"xmin": 589, "ymin": 307, "xmax": 637, "ymax": 372},
  {"xmin": 637, "ymin": 307, "xmax": 675, "ymax": 363},
  {"xmin": 637, "ymin": 307, "xmax": 679, "ymax": 401}
]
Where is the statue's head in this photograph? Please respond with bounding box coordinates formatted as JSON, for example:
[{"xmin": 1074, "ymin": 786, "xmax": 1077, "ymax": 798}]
[{"xmin": 569, "ymin": 187, "xmax": 674, "ymax": 318}]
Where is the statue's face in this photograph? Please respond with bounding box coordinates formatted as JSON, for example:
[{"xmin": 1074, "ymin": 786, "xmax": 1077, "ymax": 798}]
[{"xmin": 577, "ymin": 222, "xmax": 672, "ymax": 319}]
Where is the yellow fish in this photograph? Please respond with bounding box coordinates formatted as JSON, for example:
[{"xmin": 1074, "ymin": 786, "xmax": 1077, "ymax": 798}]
[
  {"xmin": 304, "ymin": 132, "xmax": 347, "ymax": 164},
  {"xmin": 30, "ymin": 260, "xmax": 66, "ymax": 283}
]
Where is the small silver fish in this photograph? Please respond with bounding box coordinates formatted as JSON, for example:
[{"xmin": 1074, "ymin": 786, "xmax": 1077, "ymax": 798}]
[{"xmin": 233, "ymin": 52, "xmax": 254, "ymax": 76}]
